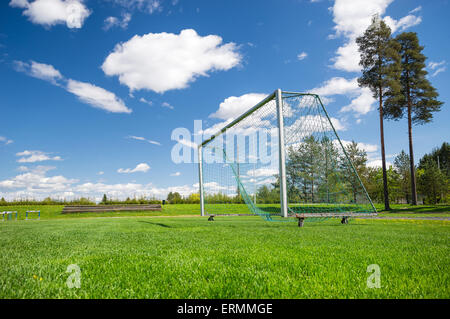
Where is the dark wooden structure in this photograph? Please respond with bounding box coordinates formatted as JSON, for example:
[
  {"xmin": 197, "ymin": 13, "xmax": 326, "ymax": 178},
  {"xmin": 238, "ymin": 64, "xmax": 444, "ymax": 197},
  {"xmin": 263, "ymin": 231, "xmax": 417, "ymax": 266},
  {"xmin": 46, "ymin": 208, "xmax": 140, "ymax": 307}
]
[{"xmin": 62, "ymin": 204, "xmax": 162, "ymax": 214}]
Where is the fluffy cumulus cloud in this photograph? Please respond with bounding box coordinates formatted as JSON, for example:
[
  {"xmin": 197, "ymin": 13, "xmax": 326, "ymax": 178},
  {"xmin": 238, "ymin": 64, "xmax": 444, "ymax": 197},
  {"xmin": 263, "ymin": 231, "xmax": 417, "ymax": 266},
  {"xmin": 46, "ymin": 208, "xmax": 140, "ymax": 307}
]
[
  {"xmin": 0, "ymin": 165, "xmax": 200, "ymax": 201},
  {"xmin": 102, "ymin": 29, "xmax": 242, "ymax": 93},
  {"xmin": 311, "ymin": 77, "xmax": 375, "ymax": 116},
  {"xmin": 117, "ymin": 163, "xmax": 150, "ymax": 173},
  {"xmin": 14, "ymin": 60, "xmax": 131, "ymax": 113},
  {"xmin": 9, "ymin": 0, "xmax": 91, "ymax": 29},
  {"xmin": 330, "ymin": 0, "xmax": 422, "ymax": 72},
  {"xmin": 16, "ymin": 150, "xmax": 62, "ymax": 163},
  {"xmin": 66, "ymin": 79, "xmax": 131, "ymax": 113},
  {"xmin": 209, "ymin": 93, "xmax": 268, "ymax": 120},
  {"xmin": 0, "ymin": 166, "xmax": 77, "ymax": 196}
]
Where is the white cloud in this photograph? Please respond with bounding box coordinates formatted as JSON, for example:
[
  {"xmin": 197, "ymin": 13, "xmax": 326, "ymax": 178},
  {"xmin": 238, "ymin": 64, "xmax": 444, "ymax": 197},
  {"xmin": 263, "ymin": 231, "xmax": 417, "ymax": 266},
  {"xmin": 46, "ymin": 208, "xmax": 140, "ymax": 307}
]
[
  {"xmin": 127, "ymin": 135, "xmax": 161, "ymax": 146},
  {"xmin": 341, "ymin": 140, "xmax": 378, "ymax": 153},
  {"xmin": 329, "ymin": 0, "xmax": 422, "ymax": 72},
  {"xmin": 102, "ymin": 29, "xmax": 242, "ymax": 93},
  {"xmin": 0, "ymin": 168, "xmax": 199, "ymax": 201},
  {"xmin": 384, "ymin": 14, "xmax": 422, "ymax": 33},
  {"xmin": 340, "ymin": 88, "xmax": 375, "ymax": 115},
  {"xmin": 409, "ymin": 6, "xmax": 421, "ymax": 14},
  {"xmin": 428, "ymin": 61, "xmax": 445, "ymax": 70},
  {"xmin": 139, "ymin": 97, "xmax": 153, "ymax": 106},
  {"xmin": 103, "ymin": 13, "xmax": 131, "ymax": 30},
  {"xmin": 66, "ymin": 79, "xmax": 132, "ymax": 113},
  {"xmin": 245, "ymin": 167, "xmax": 277, "ymax": 178},
  {"xmin": 428, "ymin": 60, "xmax": 446, "ymax": 77},
  {"xmin": 98, "ymin": 171, "xmax": 104, "ymax": 175},
  {"xmin": 110, "ymin": 0, "xmax": 162, "ymax": 14},
  {"xmin": 9, "ymin": 0, "xmax": 91, "ymax": 29},
  {"xmin": 177, "ymin": 138, "xmax": 198, "ymax": 149},
  {"xmin": 367, "ymin": 159, "xmax": 393, "ymax": 168},
  {"xmin": 330, "ymin": 117, "xmax": 346, "ymax": 131},
  {"xmin": 285, "ymin": 115, "xmax": 347, "ymax": 138},
  {"xmin": 117, "ymin": 163, "xmax": 150, "ymax": 173},
  {"xmin": 0, "ymin": 136, "xmax": 14, "ymax": 145},
  {"xmin": 162, "ymin": 102, "xmax": 174, "ymax": 110},
  {"xmin": 311, "ymin": 77, "xmax": 359, "ymax": 96},
  {"xmin": 311, "ymin": 77, "xmax": 376, "ymax": 116},
  {"xmin": 431, "ymin": 67, "xmax": 446, "ymax": 77},
  {"xmin": 16, "ymin": 150, "xmax": 62, "ymax": 163},
  {"xmin": 14, "ymin": 60, "xmax": 131, "ymax": 114},
  {"xmin": 297, "ymin": 52, "xmax": 308, "ymax": 61},
  {"xmin": 14, "ymin": 60, "xmax": 63, "ymax": 84},
  {"xmin": 30, "ymin": 61, "xmax": 63, "ymax": 82},
  {"xmin": 0, "ymin": 165, "xmax": 77, "ymax": 196},
  {"xmin": 209, "ymin": 93, "xmax": 267, "ymax": 120},
  {"xmin": 170, "ymin": 172, "xmax": 181, "ymax": 176}
]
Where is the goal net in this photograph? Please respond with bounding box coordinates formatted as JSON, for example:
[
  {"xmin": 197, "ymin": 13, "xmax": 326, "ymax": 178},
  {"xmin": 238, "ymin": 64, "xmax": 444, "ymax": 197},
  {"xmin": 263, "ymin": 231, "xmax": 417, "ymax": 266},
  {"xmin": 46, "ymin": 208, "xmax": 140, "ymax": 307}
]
[{"xmin": 198, "ymin": 90, "xmax": 376, "ymax": 221}]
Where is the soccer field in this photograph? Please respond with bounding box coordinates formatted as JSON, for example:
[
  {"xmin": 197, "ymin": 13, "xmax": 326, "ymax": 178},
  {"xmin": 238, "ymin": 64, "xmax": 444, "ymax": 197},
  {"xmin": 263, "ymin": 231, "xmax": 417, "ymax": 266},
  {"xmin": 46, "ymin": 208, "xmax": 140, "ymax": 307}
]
[{"xmin": 0, "ymin": 216, "xmax": 449, "ymax": 298}]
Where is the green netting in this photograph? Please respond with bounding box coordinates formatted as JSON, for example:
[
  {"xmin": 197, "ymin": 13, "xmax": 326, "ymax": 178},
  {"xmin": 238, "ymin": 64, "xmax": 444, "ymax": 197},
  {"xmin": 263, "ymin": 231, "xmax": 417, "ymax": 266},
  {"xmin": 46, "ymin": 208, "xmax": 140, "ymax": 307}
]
[{"xmin": 200, "ymin": 91, "xmax": 376, "ymax": 222}]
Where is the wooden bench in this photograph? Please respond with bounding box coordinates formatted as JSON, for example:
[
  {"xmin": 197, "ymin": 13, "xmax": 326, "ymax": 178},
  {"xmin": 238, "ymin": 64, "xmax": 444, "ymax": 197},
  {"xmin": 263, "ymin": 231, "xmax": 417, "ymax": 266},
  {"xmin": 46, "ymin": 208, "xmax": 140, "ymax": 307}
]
[
  {"xmin": 295, "ymin": 212, "xmax": 378, "ymax": 227},
  {"xmin": 61, "ymin": 204, "xmax": 162, "ymax": 214}
]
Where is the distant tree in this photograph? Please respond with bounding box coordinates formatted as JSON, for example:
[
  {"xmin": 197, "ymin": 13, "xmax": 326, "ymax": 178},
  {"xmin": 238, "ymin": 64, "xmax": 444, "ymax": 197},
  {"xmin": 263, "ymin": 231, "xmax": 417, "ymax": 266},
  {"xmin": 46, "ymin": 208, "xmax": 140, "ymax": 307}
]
[
  {"xmin": 256, "ymin": 185, "xmax": 279, "ymax": 204},
  {"xmin": 167, "ymin": 192, "xmax": 182, "ymax": 204},
  {"xmin": 384, "ymin": 32, "xmax": 443, "ymax": 205},
  {"xmin": 340, "ymin": 141, "xmax": 368, "ymax": 202},
  {"xmin": 417, "ymin": 159, "xmax": 447, "ymax": 204},
  {"xmin": 393, "ymin": 150, "xmax": 411, "ymax": 203},
  {"xmin": 0, "ymin": 197, "xmax": 7, "ymax": 205},
  {"xmin": 356, "ymin": 14, "xmax": 401, "ymax": 211},
  {"xmin": 419, "ymin": 142, "xmax": 450, "ymax": 178},
  {"xmin": 187, "ymin": 193, "xmax": 200, "ymax": 204},
  {"xmin": 101, "ymin": 194, "xmax": 108, "ymax": 204},
  {"xmin": 370, "ymin": 166, "xmax": 402, "ymax": 204}
]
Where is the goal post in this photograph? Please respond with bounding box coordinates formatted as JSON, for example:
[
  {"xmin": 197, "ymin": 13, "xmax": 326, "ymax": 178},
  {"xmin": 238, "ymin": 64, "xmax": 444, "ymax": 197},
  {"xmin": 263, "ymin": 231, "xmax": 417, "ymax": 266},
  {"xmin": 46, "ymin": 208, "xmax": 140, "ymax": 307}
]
[{"xmin": 198, "ymin": 89, "xmax": 376, "ymax": 221}]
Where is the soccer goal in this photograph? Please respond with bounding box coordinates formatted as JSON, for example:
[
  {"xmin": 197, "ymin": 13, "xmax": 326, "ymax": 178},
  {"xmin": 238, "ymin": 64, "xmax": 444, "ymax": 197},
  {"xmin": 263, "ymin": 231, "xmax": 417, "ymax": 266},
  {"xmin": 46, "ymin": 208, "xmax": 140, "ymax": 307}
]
[{"xmin": 198, "ymin": 89, "xmax": 377, "ymax": 225}]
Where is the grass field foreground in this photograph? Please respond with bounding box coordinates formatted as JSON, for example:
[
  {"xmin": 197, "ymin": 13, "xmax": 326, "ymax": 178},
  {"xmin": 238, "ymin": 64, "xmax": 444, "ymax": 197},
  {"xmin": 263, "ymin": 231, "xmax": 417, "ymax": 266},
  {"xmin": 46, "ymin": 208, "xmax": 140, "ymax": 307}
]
[{"xmin": 0, "ymin": 216, "xmax": 449, "ymax": 298}]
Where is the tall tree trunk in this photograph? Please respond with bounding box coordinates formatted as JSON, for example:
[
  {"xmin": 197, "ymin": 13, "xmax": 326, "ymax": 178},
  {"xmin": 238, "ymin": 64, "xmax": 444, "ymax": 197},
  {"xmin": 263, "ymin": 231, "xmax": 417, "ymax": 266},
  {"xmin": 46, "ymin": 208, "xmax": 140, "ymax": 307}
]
[
  {"xmin": 406, "ymin": 79, "xmax": 418, "ymax": 205},
  {"xmin": 379, "ymin": 87, "xmax": 391, "ymax": 210}
]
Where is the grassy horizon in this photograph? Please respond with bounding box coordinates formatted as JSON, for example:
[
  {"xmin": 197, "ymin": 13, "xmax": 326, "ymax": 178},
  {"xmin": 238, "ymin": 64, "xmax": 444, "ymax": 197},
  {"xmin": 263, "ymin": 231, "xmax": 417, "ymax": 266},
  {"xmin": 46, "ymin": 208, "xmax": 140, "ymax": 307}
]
[{"xmin": 1, "ymin": 203, "xmax": 449, "ymax": 220}]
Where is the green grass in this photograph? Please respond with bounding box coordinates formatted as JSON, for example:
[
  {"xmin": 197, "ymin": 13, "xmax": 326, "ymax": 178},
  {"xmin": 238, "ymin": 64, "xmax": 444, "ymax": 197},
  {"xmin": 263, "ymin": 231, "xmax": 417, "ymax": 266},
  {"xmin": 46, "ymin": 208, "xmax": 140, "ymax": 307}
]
[
  {"xmin": 1, "ymin": 203, "xmax": 449, "ymax": 220},
  {"xmin": 1, "ymin": 203, "xmax": 449, "ymax": 221},
  {"xmin": 0, "ymin": 216, "xmax": 449, "ymax": 298}
]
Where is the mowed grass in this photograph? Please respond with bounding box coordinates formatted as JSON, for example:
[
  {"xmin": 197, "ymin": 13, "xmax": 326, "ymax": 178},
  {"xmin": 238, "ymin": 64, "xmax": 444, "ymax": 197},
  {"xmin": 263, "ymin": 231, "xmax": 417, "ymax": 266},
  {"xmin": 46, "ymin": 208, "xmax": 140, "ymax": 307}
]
[
  {"xmin": 0, "ymin": 216, "xmax": 448, "ymax": 298},
  {"xmin": 1, "ymin": 203, "xmax": 449, "ymax": 220}
]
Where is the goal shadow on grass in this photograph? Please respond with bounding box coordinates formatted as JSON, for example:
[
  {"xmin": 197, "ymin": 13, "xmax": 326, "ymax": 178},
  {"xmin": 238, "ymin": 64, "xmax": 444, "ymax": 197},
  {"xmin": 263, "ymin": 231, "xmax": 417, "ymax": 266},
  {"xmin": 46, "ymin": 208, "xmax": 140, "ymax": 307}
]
[{"xmin": 137, "ymin": 220, "xmax": 173, "ymax": 228}]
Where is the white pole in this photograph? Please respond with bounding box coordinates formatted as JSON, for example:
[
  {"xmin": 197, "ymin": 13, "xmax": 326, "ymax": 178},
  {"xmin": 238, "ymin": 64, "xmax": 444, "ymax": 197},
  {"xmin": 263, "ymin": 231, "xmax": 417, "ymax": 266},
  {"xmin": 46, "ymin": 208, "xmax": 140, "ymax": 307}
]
[
  {"xmin": 276, "ymin": 89, "xmax": 288, "ymax": 218},
  {"xmin": 198, "ymin": 146, "xmax": 205, "ymax": 216}
]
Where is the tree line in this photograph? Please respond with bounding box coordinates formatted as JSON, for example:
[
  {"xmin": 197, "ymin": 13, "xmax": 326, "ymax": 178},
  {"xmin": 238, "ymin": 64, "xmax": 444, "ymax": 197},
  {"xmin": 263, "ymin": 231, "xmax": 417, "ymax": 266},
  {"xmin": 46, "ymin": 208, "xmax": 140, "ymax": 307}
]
[{"xmin": 248, "ymin": 141, "xmax": 448, "ymax": 206}]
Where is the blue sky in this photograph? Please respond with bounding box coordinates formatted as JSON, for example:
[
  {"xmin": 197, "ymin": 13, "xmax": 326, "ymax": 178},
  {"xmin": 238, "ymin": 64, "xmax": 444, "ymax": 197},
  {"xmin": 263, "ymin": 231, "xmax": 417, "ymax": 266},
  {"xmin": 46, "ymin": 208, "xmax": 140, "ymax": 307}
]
[{"xmin": 0, "ymin": 0, "xmax": 448, "ymax": 201}]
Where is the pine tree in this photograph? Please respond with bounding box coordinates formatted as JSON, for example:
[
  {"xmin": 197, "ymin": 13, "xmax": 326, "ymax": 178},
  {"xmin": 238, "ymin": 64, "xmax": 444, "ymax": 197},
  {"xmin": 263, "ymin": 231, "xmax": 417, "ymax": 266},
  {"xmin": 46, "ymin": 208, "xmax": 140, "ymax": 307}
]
[
  {"xmin": 101, "ymin": 194, "xmax": 108, "ymax": 204},
  {"xmin": 356, "ymin": 15, "xmax": 401, "ymax": 210},
  {"xmin": 384, "ymin": 32, "xmax": 443, "ymax": 205}
]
